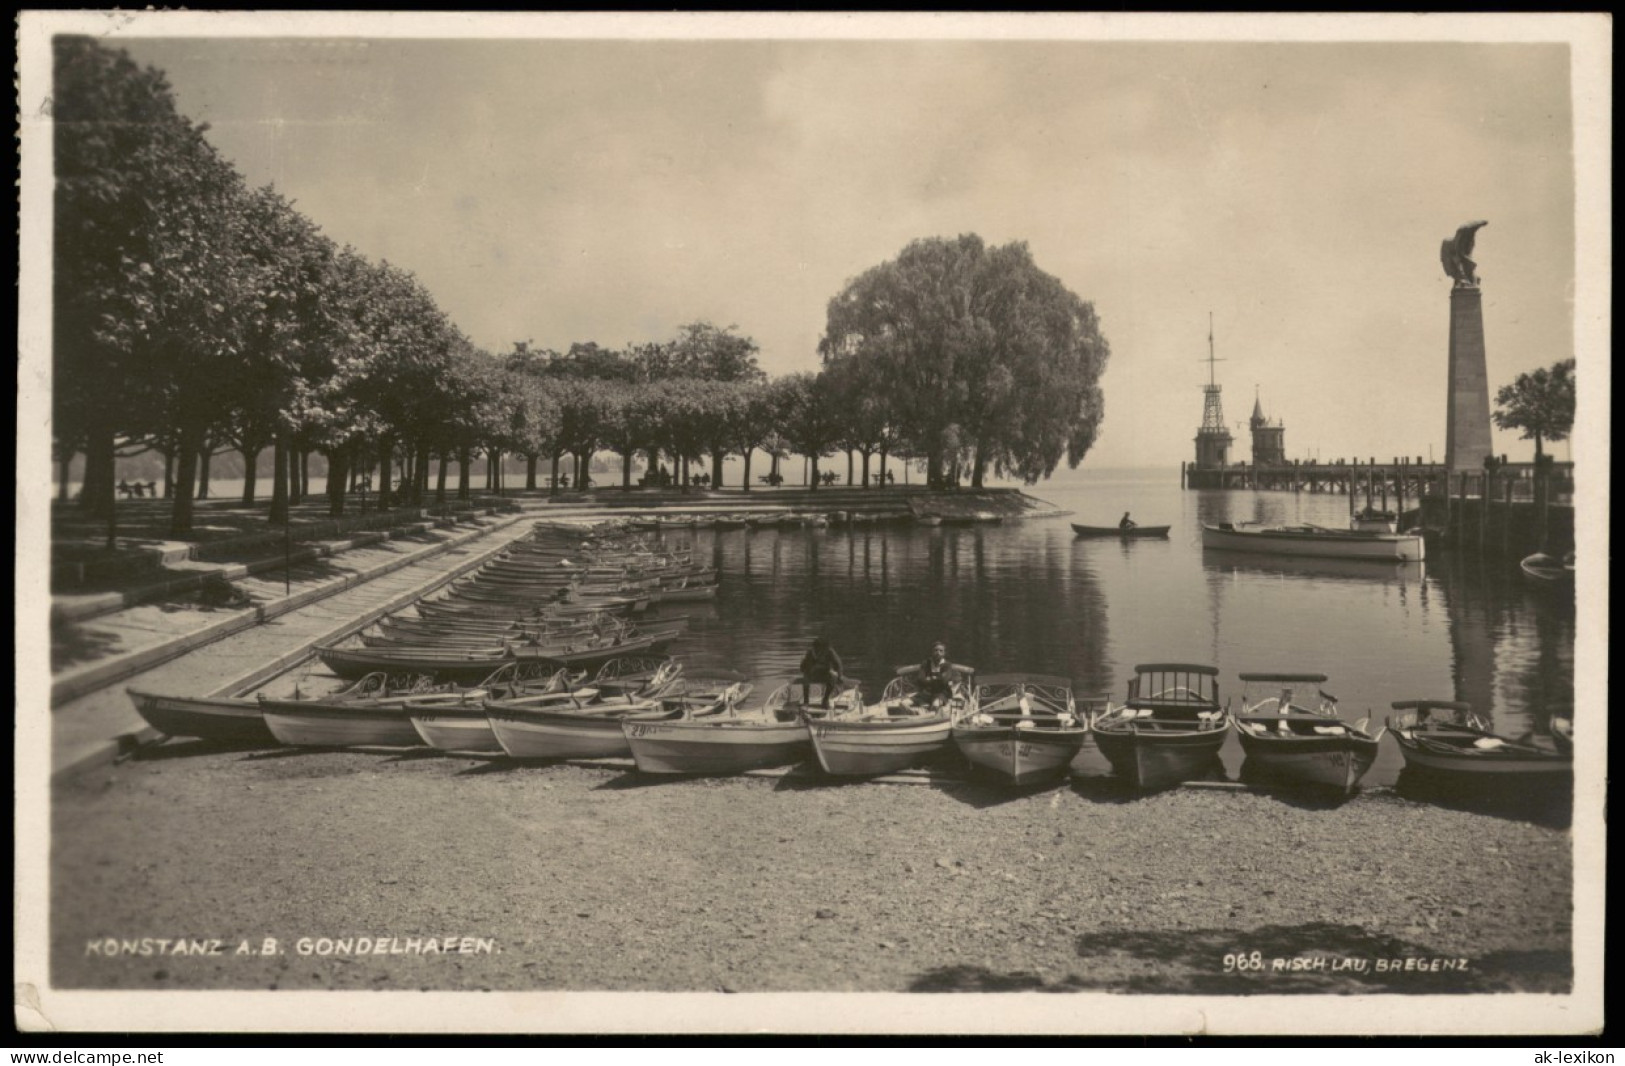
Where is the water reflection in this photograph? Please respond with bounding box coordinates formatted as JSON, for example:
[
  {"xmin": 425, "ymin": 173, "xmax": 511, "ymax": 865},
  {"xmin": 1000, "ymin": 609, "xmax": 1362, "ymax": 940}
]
[{"xmin": 646, "ymin": 468, "xmax": 1573, "ymax": 803}]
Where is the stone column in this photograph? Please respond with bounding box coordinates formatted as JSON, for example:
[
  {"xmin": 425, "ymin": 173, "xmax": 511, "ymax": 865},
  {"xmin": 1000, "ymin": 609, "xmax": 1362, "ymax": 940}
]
[{"xmin": 1445, "ymin": 285, "xmax": 1494, "ymax": 472}]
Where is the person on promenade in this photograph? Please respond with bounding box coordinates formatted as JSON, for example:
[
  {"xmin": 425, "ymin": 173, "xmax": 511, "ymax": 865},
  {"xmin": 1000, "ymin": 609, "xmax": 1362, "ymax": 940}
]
[
  {"xmin": 914, "ymin": 641, "xmax": 960, "ymax": 707},
  {"xmin": 799, "ymin": 636, "xmax": 844, "ymax": 710},
  {"xmin": 1119, "ymin": 511, "xmax": 1137, "ymax": 530}
]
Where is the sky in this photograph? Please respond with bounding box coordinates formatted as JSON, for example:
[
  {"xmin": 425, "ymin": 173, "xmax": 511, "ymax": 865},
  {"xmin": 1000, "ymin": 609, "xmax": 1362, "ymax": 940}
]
[{"xmin": 88, "ymin": 20, "xmax": 1588, "ymax": 469}]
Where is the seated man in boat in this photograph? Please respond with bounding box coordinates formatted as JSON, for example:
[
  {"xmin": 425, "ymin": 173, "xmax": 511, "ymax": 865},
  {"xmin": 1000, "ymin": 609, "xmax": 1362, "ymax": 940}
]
[
  {"xmin": 914, "ymin": 642, "xmax": 960, "ymax": 707},
  {"xmin": 799, "ymin": 636, "xmax": 845, "ymax": 710},
  {"xmin": 1119, "ymin": 511, "xmax": 1136, "ymax": 530}
]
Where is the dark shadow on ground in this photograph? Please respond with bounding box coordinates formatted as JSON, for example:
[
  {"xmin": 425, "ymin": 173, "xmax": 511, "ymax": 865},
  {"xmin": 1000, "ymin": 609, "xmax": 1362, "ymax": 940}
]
[
  {"xmin": 910, "ymin": 921, "xmax": 1571, "ymax": 994},
  {"xmin": 128, "ymin": 738, "xmax": 278, "ymax": 762},
  {"xmin": 49, "ymin": 622, "xmax": 125, "ymax": 672},
  {"xmin": 933, "ymin": 777, "xmax": 1068, "ymax": 810},
  {"xmin": 1394, "ymin": 771, "xmax": 1572, "ymax": 830}
]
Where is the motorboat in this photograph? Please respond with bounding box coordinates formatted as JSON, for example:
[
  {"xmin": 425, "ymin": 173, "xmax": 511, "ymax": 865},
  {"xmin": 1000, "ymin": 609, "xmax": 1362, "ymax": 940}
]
[
  {"xmin": 1231, "ymin": 672, "xmax": 1382, "ymax": 795},
  {"xmin": 1089, "ymin": 663, "xmax": 1229, "ymax": 791},
  {"xmin": 1201, "ymin": 521, "xmax": 1424, "ymax": 562}
]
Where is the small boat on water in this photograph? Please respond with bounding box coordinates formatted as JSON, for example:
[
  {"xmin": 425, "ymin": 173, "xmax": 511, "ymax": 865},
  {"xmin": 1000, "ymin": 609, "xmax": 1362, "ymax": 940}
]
[
  {"xmin": 1231, "ymin": 672, "xmax": 1382, "ymax": 795},
  {"xmin": 1387, "ymin": 700, "xmax": 1573, "ymax": 783},
  {"xmin": 622, "ymin": 679, "xmax": 826, "ymax": 775},
  {"xmin": 1071, "ymin": 523, "xmax": 1171, "ymax": 539},
  {"xmin": 1202, "ymin": 521, "xmax": 1424, "ymax": 562},
  {"xmin": 953, "ymin": 674, "xmax": 1087, "ymax": 786},
  {"xmin": 1519, "ymin": 551, "xmax": 1575, "ymax": 585},
  {"xmin": 1090, "ymin": 663, "xmax": 1229, "ymax": 791}
]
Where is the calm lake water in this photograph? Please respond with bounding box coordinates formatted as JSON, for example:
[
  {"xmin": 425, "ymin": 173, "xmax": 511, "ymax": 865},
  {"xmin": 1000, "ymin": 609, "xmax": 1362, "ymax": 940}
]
[{"xmin": 649, "ymin": 466, "xmax": 1574, "ymax": 789}]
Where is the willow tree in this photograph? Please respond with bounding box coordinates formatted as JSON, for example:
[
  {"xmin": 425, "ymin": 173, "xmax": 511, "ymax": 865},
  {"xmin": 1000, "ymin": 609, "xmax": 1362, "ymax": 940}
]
[{"xmin": 820, "ymin": 234, "xmax": 1110, "ymax": 487}]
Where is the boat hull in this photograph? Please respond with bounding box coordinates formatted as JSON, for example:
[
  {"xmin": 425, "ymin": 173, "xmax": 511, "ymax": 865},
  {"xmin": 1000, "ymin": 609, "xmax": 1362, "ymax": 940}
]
[
  {"xmin": 622, "ymin": 718, "xmax": 810, "ymax": 774},
  {"xmin": 1202, "ymin": 524, "xmax": 1424, "ymax": 562},
  {"xmin": 1071, "ymin": 524, "xmax": 1171, "ymax": 539},
  {"xmin": 259, "ymin": 700, "xmax": 423, "ymax": 748},
  {"xmin": 127, "ymin": 691, "xmax": 277, "ymax": 745},
  {"xmin": 954, "ymin": 727, "xmax": 1087, "ymax": 786},
  {"xmin": 407, "ymin": 706, "xmax": 505, "ymax": 754},
  {"xmin": 1236, "ymin": 731, "xmax": 1380, "ymax": 794},
  {"xmin": 808, "ymin": 715, "xmax": 953, "ymax": 776},
  {"xmin": 1091, "ymin": 726, "xmax": 1227, "ymax": 791},
  {"xmin": 486, "ymin": 704, "xmax": 663, "ymax": 759},
  {"xmin": 1392, "ymin": 739, "xmax": 1573, "ymax": 779}
]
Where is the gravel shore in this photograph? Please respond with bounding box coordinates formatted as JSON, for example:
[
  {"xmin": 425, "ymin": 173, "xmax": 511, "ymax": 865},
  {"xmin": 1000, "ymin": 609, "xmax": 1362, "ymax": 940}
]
[{"xmin": 49, "ymin": 742, "xmax": 1571, "ymax": 996}]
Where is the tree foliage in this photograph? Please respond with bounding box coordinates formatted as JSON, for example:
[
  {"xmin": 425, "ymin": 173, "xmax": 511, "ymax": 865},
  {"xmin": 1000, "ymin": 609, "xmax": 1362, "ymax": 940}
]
[{"xmin": 1493, "ymin": 358, "xmax": 1576, "ymax": 461}]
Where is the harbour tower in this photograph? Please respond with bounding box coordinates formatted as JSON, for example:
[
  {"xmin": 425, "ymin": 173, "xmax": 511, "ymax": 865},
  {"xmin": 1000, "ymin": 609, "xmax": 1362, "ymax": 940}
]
[
  {"xmin": 1249, "ymin": 389, "xmax": 1286, "ymax": 466},
  {"xmin": 1193, "ymin": 316, "xmax": 1232, "ymax": 472}
]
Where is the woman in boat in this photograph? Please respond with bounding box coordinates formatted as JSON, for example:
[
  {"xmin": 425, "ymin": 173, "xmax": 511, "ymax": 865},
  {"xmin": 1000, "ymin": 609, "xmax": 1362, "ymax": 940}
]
[
  {"xmin": 799, "ymin": 636, "xmax": 845, "ymax": 710},
  {"xmin": 1119, "ymin": 511, "xmax": 1137, "ymax": 530},
  {"xmin": 915, "ymin": 642, "xmax": 960, "ymax": 707}
]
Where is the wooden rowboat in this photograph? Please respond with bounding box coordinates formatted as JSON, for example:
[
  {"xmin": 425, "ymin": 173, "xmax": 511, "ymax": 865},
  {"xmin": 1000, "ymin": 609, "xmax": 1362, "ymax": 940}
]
[
  {"xmin": 622, "ymin": 680, "xmax": 826, "ymax": 774},
  {"xmin": 127, "ymin": 690, "xmax": 278, "ymax": 746},
  {"xmin": 1071, "ymin": 524, "xmax": 1171, "ymax": 539},
  {"xmin": 1387, "ymin": 700, "xmax": 1572, "ymax": 782},
  {"xmin": 952, "ymin": 674, "xmax": 1086, "ymax": 786}
]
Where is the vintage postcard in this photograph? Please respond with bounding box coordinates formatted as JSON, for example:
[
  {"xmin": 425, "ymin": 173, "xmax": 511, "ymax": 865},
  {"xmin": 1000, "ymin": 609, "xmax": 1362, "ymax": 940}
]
[{"xmin": 15, "ymin": 11, "xmax": 1608, "ymax": 1036}]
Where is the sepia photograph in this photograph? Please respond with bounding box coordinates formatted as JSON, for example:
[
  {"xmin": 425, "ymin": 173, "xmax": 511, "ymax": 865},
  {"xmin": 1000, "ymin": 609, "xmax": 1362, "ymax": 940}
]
[{"xmin": 14, "ymin": 11, "xmax": 1608, "ymax": 1036}]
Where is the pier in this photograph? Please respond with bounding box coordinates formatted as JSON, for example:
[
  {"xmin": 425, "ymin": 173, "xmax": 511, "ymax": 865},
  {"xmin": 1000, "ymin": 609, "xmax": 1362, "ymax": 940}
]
[{"xmin": 1182, "ymin": 458, "xmax": 1575, "ymax": 554}]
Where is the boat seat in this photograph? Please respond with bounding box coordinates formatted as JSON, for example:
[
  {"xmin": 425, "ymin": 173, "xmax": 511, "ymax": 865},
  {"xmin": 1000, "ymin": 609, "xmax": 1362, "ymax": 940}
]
[
  {"xmin": 1311, "ymin": 725, "xmax": 1346, "ymax": 735},
  {"xmin": 1472, "ymin": 737, "xmax": 1506, "ymax": 750}
]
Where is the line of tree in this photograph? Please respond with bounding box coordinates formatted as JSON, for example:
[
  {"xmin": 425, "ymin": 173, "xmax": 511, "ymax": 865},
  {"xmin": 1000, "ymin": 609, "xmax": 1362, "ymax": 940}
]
[{"xmin": 54, "ymin": 39, "xmax": 1114, "ymax": 549}]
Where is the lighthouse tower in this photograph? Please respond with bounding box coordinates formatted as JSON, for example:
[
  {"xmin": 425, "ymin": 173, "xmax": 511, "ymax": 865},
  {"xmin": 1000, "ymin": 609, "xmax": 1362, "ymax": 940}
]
[{"xmin": 1193, "ymin": 315, "xmax": 1232, "ymax": 470}]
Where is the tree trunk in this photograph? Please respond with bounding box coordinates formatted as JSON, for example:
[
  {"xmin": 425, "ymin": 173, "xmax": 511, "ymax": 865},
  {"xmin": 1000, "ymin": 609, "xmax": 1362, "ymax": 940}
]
[
  {"xmin": 325, "ymin": 448, "xmax": 347, "ymax": 517},
  {"xmin": 770, "ymin": 451, "xmax": 780, "ymax": 482},
  {"xmin": 299, "ymin": 449, "xmax": 310, "ymax": 500},
  {"xmin": 847, "ymin": 449, "xmax": 854, "ymax": 487},
  {"xmin": 169, "ymin": 425, "xmax": 200, "ymax": 536},
  {"xmin": 577, "ymin": 451, "xmax": 588, "ymax": 492},
  {"xmin": 270, "ymin": 436, "xmax": 290, "ymax": 525},
  {"xmin": 413, "ymin": 443, "xmax": 430, "ymax": 504},
  {"xmin": 376, "ymin": 441, "xmax": 393, "ymax": 508},
  {"xmin": 458, "ymin": 447, "xmax": 472, "ymax": 501},
  {"xmin": 241, "ymin": 446, "xmax": 258, "ymax": 504},
  {"xmin": 622, "ymin": 450, "xmax": 632, "ymax": 491},
  {"xmin": 487, "ymin": 449, "xmax": 499, "ymax": 493},
  {"xmin": 879, "ymin": 445, "xmax": 889, "ymax": 487},
  {"xmin": 162, "ymin": 450, "xmax": 174, "ymax": 499},
  {"xmin": 712, "ymin": 449, "xmax": 725, "ymax": 489},
  {"xmin": 741, "ymin": 447, "xmax": 752, "ymax": 491},
  {"xmin": 809, "ymin": 453, "xmax": 818, "ymax": 491},
  {"xmin": 58, "ymin": 452, "xmax": 73, "ymax": 502},
  {"xmin": 550, "ymin": 450, "xmax": 562, "ymax": 497},
  {"xmin": 971, "ymin": 443, "xmax": 986, "ymax": 489},
  {"xmin": 437, "ymin": 453, "xmax": 449, "ymax": 506},
  {"xmin": 926, "ymin": 448, "xmax": 941, "ymax": 489},
  {"xmin": 287, "ymin": 447, "xmax": 303, "ymax": 506},
  {"xmin": 82, "ymin": 426, "xmax": 114, "ymax": 518},
  {"xmin": 197, "ymin": 444, "xmax": 212, "ymax": 500},
  {"xmin": 861, "ymin": 448, "xmax": 872, "ymax": 488},
  {"xmin": 526, "ymin": 454, "xmax": 538, "ymax": 491},
  {"xmin": 680, "ymin": 453, "xmax": 690, "ymax": 494}
]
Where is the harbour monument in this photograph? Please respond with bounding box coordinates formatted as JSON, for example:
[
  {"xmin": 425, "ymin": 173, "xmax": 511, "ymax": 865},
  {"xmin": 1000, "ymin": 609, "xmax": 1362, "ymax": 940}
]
[{"xmin": 1440, "ymin": 220, "xmax": 1495, "ymax": 472}]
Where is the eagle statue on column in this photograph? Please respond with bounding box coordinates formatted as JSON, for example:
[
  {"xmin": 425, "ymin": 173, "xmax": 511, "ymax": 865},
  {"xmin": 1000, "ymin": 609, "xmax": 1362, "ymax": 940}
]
[{"xmin": 1440, "ymin": 220, "xmax": 1489, "ymax": 287}]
